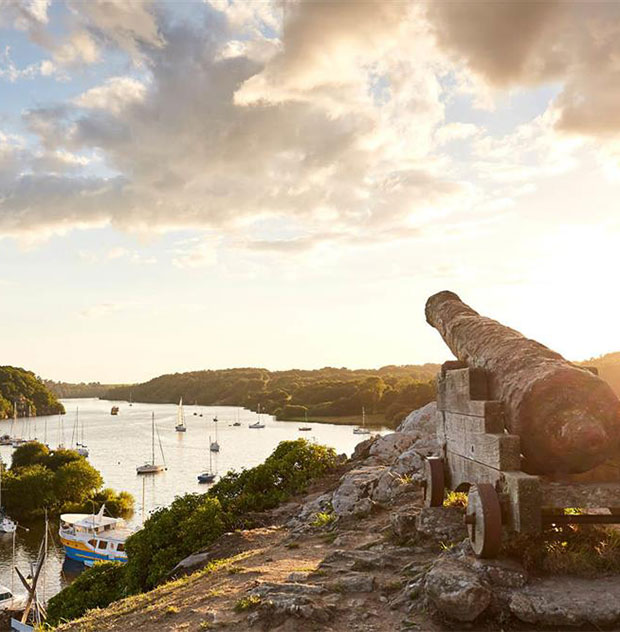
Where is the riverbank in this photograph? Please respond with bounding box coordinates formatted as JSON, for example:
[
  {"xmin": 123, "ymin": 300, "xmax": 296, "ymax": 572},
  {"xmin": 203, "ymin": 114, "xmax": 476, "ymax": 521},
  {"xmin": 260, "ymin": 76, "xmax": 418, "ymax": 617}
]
[{"xmin": 281, "ymin": 413, "xmax": 390, "ymax": 428}]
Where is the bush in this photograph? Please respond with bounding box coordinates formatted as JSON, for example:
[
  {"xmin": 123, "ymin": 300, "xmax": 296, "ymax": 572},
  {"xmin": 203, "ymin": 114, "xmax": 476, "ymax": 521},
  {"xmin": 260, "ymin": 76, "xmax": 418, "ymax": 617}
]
[
  {"xmin": 46, "ymin": 561, "xmax": 126, "ymax": 626},
  {"xmin": 125, "ymin": 495, "xmax": 226, "ymax": 592},
  {"xmin": 210, "ymin": 440, "xmax": 338, "ymax": 517}
]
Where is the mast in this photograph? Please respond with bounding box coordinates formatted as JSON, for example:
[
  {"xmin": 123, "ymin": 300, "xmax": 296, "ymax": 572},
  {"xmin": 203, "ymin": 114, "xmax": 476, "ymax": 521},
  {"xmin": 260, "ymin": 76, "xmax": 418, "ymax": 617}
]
[
  {"xmin": 209, "ymin": 436, "xmax": 213, "ymax": 473},
  {"xmin": 151, "ymin": 412, "xmax": 155, "ymax": 465}
]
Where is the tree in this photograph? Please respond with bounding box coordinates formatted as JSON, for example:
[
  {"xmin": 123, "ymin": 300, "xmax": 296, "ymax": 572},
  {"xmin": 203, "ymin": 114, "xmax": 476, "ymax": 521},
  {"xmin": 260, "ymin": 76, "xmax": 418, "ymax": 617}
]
[
  {"xmin": 11, "ymin": 442, "xmax": 50, "ymax": 470},
  {"xmin": 4, "ymin": 465, "xmax": 55, "ymax": 517},
  {"xmin": 54, "ymin": 460, "xmax": 103, "ymax": 504}
]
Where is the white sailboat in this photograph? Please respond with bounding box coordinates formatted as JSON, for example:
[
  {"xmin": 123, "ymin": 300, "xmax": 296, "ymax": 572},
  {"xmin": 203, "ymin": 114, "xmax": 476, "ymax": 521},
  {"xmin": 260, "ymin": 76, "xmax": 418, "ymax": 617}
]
[
  {"xmin": 249, "ymin": 405, "xmax": 265, "ymax": 429},
  {"xmin": 75, "ymin": 408, "xmax": 89, "ymax": 457},
  {"xmin": 353, "ymin": 407, "xmax": 371, "ymax": 435},
  {"xmin": 198, "ymin": 436, "xmax": 216, "ymax": 484},
  {"xmin": 175, "ymin": 398, "xmax": 187, "ymax": 433},
  {"xmin": 210, "ymin": 416, "xmax": 220, "ymax": 452},
  {"xmin": 137, "ymin": 413, "xmax": 166, "ymax": 474},
  {"xmin": 10, "ymin": 402, "xmax": 25, "ymax": 448},
  {"xmin": 0, "ymin": 460, "xmax": 16, "ymax": 533}
]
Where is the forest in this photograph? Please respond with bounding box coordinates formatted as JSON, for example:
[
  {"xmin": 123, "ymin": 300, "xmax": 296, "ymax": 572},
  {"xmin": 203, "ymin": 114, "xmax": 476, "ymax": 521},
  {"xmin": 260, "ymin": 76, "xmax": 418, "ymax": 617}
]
[
  {"xmin": 44, "ymin": 380, "xmax": 117, "ymax": 399},
  {"xmin": 104, "ymin": 365, "xmax": 441, "ymax": 427},
  {"xmin": 0, "ymin": 366, "xmax": 65, "ymax": 419}
]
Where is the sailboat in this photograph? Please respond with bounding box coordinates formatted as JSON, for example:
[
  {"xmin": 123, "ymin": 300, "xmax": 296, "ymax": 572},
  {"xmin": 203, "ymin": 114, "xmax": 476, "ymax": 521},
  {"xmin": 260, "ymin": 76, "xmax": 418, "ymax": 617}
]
[
  {"xmin": 198, "ymin": 436, "xmax": 216, "ymax": 484},
  {"xmin": 75, "ymin": 408, "xmax": 89, "ymax": 457},
  {"xmin": 175, "ymin": 398, "xmax": 187, "ymax": 433},
  {"xmin": 129, "ymin": 391, "xmax": 133, "ymax": 407},
  {"xmin": 249, "ymin": 405, "xmax": 265, "ymax": 429},
  {"xmin": 299, "ymin": 410, "xmax": 312, "ymax": 432},
  {"xmin": 353, "ymin": 407, "xmax": 371, "ymax": 435},
  {"xmin": 232, "ymin": 409, "xmax": 241, "ymax": 427},
  {"xmin": 10, "ymin": 402, "xmax": 25, "ymax": 448},
  {"xmin": 210, "ymin": 417, "xmax": 220, "ymax": 452},
  {"xmin": 0, "ymin": 459, "xmax": 16, "ymax": 533},
  {"xmin": 137, "ymin": 413, "xmax": 166, "ymax": 474}
]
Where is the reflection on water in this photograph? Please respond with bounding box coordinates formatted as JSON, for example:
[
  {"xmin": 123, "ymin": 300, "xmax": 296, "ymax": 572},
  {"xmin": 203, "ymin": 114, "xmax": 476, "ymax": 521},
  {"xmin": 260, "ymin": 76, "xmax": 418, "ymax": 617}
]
[{"xmin": 0, "ymin": 398, "xmax": 389, "ymax": 601}]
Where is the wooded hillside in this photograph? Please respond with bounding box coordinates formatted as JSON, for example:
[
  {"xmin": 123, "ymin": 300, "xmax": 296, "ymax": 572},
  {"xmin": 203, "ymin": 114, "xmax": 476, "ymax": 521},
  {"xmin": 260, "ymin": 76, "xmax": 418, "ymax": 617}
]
[
  {"xmin": 0, "ymin": 366, "xmax": 65, "ymax": 418},
  {"xmin": 104, "ymin": 365, "xmax": 440, "ymax": 426}
]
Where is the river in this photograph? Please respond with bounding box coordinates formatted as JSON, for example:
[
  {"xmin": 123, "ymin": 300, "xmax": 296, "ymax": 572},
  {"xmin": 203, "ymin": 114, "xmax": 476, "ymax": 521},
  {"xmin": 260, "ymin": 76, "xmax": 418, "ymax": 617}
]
[{"xmin": 0, "ymin": 398, "xmax": 388, "ymax": 602}]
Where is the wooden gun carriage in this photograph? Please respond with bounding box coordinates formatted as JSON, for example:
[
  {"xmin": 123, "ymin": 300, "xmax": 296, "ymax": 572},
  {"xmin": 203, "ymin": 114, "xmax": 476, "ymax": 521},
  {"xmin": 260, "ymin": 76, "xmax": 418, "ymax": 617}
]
[{"xmin": 424, "ymin": 363, "xmax": 620, "ymax": 558}]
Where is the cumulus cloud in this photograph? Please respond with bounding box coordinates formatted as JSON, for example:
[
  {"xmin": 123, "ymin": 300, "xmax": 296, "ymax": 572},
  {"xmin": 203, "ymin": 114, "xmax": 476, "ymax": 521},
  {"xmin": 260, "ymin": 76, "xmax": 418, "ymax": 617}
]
[
  {"xmin": 426, "ymin": 1, "xmax": 620, "ymax": 138},
  {"xmin": 74, "ymin": 76, "xmax": 147, "ymax": 113},
  {"xmin": 0, "ymin": 1, "xmax": 464, "ymax": 244},
  {"xmin": 4, "ymin": 0, "xmax": 620, "ymax": 250}
]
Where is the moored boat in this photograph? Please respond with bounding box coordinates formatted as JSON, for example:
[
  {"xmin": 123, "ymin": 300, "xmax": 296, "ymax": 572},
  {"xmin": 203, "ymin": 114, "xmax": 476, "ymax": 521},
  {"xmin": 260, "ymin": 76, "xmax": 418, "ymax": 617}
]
[
  {"xmin": 111, "ymin": 406, "xmax": 119, "ymax": 415},
  {"xmin": 137, "ymin": 412, "xmax": 166, "ymax": 474},
  {"xmin": 198, "ymin": 435, "xmax": 216, "ymax": 484},
  {"xmin": 353, "ymin": 407, "xmax": 371, "ymax": 435},
  {"xmin": 59, "ymin": 506, "xmax": 131, "ymax": 566},
  {"xmin": 175, "ymin": 398, "xmax": 187, "ymax": 432}
]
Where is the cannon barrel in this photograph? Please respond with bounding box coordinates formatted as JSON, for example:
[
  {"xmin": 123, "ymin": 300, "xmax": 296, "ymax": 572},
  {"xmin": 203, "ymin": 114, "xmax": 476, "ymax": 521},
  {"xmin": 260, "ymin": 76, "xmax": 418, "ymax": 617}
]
[{"xmin": 425, "ymin": 291, "xmax": 620, "ymax": 475}]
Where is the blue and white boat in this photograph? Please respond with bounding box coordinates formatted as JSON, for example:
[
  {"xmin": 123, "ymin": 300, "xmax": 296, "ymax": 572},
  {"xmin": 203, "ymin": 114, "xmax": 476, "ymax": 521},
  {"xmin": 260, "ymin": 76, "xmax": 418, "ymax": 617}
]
[{"xmin": 59, "ymin": 506, "xmax": 132, "ymax": 566}]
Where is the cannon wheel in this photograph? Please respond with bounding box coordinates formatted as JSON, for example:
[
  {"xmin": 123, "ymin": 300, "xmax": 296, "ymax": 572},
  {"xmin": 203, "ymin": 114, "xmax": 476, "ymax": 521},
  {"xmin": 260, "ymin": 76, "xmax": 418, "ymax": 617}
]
[
  {"xmin": 466, "ymin": 483, "xmax": 502, "ymax": 558},
  {"xmin": 423, "ymin": 457, "xmax": 445, "ymax": 507}
]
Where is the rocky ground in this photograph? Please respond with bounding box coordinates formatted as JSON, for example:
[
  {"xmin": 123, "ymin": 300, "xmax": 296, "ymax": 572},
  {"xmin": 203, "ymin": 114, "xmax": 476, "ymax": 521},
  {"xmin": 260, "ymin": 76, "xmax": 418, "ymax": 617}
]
[{"xmin": 57, "ymin": 403, "xmax": 620, "ymax": 631}]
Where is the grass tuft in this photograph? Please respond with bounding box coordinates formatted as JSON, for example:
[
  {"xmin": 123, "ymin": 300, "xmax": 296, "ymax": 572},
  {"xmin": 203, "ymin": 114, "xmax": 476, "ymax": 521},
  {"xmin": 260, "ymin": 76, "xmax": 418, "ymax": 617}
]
[
  {"xmin": 311, "ymin": 511, "xmax": 336, "ymax": 528},
  {"xmin": 234, "ymin": 594, "xmax": 262, "ymax": 613},
  {"xmin": 504, "ymin": 521, "xmax": 620, "ymax": 577}
]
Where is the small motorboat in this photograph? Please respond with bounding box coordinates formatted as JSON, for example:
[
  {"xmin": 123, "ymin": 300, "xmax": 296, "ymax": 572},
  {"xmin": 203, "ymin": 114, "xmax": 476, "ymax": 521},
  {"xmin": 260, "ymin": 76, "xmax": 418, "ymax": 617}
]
[
  {"xmin": 0, "ymin": 435, "xmax": 12, "ymax": 446},
  {"xmin": 249, "ymin": 421, "xmax": 265, "ymax": 429},
  {"xmin": 232, "ymin": 422, "xmax": 241, "ymax": 427},
  {"xmin": 111, "ymin": 406, "xmax": 119, "ymax": 416},
  {"xmin": 298, "ymin": 426, "xmax": 312, "ymax": 431}
]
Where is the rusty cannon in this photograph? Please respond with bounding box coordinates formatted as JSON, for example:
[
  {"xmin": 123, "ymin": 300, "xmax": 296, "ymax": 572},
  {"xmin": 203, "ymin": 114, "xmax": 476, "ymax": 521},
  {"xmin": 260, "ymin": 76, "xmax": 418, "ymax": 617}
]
[{"xmin": 423, "ymin": 290, "xmax": 620, "ymax": 558}]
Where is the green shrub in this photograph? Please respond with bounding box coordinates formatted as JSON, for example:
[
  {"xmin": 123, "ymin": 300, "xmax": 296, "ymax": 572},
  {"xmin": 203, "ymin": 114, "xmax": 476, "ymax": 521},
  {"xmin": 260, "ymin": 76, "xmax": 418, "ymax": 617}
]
[
  {"xmin": 125, "ymin": 495, "xmax": 226, "ymax": 592},
  {"xmin": 210, "ymin": 440, "xmax": 337, "ymax": 518},
  {"xmin": 46, "ymin": 562, "xmax": 126, "ymax": 626}
]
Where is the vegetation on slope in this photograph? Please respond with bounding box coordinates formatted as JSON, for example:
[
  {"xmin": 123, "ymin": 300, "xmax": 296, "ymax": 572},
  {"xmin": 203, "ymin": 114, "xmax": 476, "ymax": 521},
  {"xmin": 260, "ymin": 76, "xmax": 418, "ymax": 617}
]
[
  {"xmin": 0, "ymin": 366, "xmax": 65, "ymax": 419},
  {"xmin": 104, "ymin": 366, "xmax": 439, "ymax": 427},
  {"xmin": 44, "ymin": 380, "xmax": 122, "ymax": 399},
  {"xmin": 46, "ymin": 439, "xmax": 338, "ymax": 626},
  {"xmin": 4, "ymin": 442, "xmax": 133, "ymax": 520},
  {"xmin": 580, "ymin": 351, "xmax": 620, "ymax": 397}
]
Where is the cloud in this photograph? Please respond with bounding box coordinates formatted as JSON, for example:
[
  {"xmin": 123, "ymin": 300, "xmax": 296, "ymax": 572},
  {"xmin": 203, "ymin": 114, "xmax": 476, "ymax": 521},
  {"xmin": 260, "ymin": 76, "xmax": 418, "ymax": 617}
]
[
  {"xmin": 74, "ymin": 76, "xmax": 147, "ymax": 114},
  {"xmin": 79, "ymin": 302, "xmax": 119, "ymax": 318},
  {"xmin": 0, "ymin": 2, "xmax": 464, "ymax": 246},
  {"xmin": 425, "ymin": 1, "xmax": 620, "ymax": 138}
]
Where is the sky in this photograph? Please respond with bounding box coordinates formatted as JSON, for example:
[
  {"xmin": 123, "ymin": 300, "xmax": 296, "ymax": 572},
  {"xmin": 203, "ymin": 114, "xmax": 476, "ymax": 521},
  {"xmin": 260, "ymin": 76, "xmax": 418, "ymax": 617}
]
[{"xmin": 1, "ymin": 0, "xmax": 619, "ymax": 383}]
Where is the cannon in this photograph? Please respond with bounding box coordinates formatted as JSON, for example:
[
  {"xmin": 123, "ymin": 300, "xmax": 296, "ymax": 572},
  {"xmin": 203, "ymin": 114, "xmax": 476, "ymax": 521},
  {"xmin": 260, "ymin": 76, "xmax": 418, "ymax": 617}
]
[{"xmin": 424, "ymin": 291, "xmax": 620, "ymax": 558}]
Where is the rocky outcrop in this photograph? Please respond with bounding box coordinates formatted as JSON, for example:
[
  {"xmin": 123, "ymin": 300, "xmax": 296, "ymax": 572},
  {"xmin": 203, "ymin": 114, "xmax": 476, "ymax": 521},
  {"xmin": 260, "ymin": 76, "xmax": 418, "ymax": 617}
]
[
  {"xmin": 397, "ymin": 401, "xmax": 439, "ymax": 438},
  {"xmin": 415, "ymin": 507, "xmax": 467, "ymax": 543},
  {"xmin": 368, "ymin": 432, "xmax": 417, "ymax": 465},
  {"xmin": 509, "ymin": 577, "xmax": 620, "ymax": 627},
  {"xmin": 424, "ymin": 557, "xmax": 492, "ymax": 622},
  {"xmin": 331, "ymin": 466, "xmax": 387, "ymax": 517}
]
